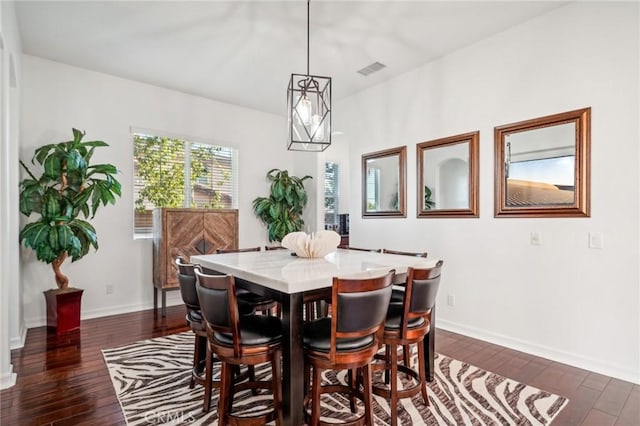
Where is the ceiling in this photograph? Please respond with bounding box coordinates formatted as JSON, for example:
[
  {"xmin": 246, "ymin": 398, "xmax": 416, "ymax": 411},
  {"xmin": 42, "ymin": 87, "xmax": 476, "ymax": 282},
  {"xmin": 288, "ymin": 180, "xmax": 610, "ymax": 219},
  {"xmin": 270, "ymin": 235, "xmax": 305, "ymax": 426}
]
[{"xmin": 15, "ymin": 1, "xmax": 568, "ymax": 116}]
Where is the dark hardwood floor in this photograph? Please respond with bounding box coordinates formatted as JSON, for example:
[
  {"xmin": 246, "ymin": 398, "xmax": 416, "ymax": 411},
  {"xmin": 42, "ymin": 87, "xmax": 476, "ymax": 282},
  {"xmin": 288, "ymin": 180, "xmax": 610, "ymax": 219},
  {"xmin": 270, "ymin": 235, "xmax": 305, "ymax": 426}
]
[{"xmin": 1, "ymin": 305, "xmax": 638, "ymax": 425}]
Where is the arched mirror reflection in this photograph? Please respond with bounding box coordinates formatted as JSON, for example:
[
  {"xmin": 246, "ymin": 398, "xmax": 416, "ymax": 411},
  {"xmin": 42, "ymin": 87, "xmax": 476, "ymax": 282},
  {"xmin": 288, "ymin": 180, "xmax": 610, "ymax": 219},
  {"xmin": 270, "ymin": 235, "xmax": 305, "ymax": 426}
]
[
  {"xmin": 417, "ymin": 131, "xmax": 479, "ymax": 218},
  {"xmin": 362, "ymin": 146, "xmax": 406, "ymax": 217},
  {"xmin": 494, "ymin": 107, "xmax": 591, "ymax": 217}
]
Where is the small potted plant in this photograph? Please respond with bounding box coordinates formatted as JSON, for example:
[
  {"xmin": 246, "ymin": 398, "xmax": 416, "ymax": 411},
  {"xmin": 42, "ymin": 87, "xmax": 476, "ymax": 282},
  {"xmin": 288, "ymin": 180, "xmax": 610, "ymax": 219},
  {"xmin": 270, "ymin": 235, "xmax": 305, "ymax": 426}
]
[
  {"xmin": 19, "ymin": 128, "xmax": 121, "ymax": 333},
  {"xmin": 252, "ymin": 168, "xmax": 312, "ymax": 242}
]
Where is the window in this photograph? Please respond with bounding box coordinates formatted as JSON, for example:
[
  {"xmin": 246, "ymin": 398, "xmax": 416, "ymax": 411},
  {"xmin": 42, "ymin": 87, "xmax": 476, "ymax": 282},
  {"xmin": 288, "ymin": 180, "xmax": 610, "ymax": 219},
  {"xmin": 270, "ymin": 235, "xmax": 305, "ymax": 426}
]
[
  {"xmin": 133, "ymin": 132, "xmax": 238, "ymax": 237},
  {"xmin": 324, "ymin": 162, "xmax": 339, "ymax": 229}
]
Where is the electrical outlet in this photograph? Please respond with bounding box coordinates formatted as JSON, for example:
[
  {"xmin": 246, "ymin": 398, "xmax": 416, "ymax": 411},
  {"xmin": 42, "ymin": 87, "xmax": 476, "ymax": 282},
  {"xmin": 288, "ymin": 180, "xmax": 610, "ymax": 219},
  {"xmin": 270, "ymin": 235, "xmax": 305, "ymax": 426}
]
[
  {"xmin": 106, "ymin": 284, "xmax": 114, "ymax": 295},
  {"xmin": 589, "ymin": 232, "xmax": 603, "ymax": 249},
  {"xmin": 447, "ymin": 294, "xmax": 455, "ymax": 307},
  {"xmin": 530, "ymin": 231, "xmax": 542, "ymax": 246}
]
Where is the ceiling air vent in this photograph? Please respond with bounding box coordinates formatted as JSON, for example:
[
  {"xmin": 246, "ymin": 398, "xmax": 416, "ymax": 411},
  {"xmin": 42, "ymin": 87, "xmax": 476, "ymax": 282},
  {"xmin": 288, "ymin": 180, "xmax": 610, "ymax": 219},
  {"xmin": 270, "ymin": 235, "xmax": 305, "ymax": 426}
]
[{"xmin": 357, "ymin": 61, "xmax": 386, "ymax": 76}]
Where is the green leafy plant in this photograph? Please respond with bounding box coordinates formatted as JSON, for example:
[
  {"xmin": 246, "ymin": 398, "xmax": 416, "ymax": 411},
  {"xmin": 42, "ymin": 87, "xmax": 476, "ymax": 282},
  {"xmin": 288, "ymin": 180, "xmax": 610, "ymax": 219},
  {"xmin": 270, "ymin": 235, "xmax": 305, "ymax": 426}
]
[
  {"xmin": 252, "ymin": 169, "xmax": 312, "ymax": 242},
  {"xmin": 424, "ymin": 185, "xmax": 436, "ymax": 209},
  {"xmin": 19, "ymin": 128, "xmax": 122, "ymax": 289}
]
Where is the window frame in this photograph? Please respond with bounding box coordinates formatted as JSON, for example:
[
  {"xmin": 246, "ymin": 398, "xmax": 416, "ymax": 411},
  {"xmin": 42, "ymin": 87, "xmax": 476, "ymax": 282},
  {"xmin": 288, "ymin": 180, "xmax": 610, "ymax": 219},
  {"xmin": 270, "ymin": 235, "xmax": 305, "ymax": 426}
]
[
  {"xmin": 324, "ymin": 162, "xmax": 340, "ymax": 229},
  {"xmin": 132, "ymin": 128, "xmax": 238, "ymax": 239}
]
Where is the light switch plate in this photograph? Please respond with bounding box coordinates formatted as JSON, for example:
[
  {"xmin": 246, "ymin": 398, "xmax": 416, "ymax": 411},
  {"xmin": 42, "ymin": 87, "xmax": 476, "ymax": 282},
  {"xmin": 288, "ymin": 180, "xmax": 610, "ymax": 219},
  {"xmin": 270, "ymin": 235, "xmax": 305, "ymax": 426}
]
[{"xmin": 589, "ymin": 232, "xmax": 603, "ymax": 249}]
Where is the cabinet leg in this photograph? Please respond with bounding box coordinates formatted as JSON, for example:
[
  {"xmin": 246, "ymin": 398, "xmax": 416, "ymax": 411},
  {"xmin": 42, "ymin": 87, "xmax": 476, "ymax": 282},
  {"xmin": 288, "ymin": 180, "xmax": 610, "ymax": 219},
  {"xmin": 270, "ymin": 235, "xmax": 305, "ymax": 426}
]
[
  {"xmin": 162, "ymin": 290, "xmax": 167, "ymax": 318},
  {"xmin": 153, "ymin": 287, "xmax": 158, "ymax": 312}
]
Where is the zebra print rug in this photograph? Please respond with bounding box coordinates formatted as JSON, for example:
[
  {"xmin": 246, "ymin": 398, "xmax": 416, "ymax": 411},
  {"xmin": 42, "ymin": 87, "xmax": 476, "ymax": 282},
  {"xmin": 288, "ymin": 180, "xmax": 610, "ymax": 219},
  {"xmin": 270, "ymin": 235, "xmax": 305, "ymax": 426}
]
[{"xmin": 102, "ymin": 332, "xmax": 568, "ymax": 425}]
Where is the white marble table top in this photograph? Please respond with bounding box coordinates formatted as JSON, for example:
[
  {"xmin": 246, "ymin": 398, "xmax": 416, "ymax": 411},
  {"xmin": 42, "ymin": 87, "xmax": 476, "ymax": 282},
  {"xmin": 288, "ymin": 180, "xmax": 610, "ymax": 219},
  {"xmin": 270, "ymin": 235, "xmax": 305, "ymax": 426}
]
[{"xmin": 191, "ymin": 248, "xmax": 437, "ymax": 294}]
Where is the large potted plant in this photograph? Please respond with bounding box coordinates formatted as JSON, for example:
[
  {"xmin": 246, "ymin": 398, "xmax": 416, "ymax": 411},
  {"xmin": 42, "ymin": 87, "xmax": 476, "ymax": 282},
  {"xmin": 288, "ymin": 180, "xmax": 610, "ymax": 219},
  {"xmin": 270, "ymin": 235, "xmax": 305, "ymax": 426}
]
[
  {"xmin": 252, "ymin": 168, "xmax": 312, "ymax": 242},
  {"xmin": 19, "ymin": 128, "xmax": 121, "ymax": 333}
]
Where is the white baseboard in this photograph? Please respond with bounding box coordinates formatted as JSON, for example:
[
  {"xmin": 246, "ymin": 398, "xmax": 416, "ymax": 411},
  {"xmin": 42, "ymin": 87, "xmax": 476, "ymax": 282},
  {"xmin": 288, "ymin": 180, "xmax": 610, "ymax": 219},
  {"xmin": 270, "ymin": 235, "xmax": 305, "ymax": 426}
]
[
  {"xmin": 438, "ymin": 319, "xmax": 640, "ymax": 385},
  {"xmin": 24, "ymin": 299, "xmax": 184, "ymax": 329},
  {"xmin": 9, "ymin": 324, "xmax": 26, "ymax": 350},
  {"xmin": 0, "ymin": 365, "xmax": 17, "ymax": 389}
]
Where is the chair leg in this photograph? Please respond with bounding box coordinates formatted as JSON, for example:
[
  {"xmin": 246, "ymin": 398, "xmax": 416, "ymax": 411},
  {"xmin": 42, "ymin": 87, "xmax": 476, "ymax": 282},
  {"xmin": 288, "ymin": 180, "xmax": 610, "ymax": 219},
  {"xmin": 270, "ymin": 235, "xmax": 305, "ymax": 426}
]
[
  {"xmin": 348, "ymin": 369, "xmax": 357, "ymax": 413},
  {"xmin": 218, "ymin": 362, "xmax": 232, "ymax": 425},
  {"xmin": 271, "ymin": 349, "xmax": 283, "ymax": 426},
  {"xmin": 190, "ymin": 334, "xmax": 200, "ymax": 389},
  {"xmin": 356, "ymin": 367, "xmax": 364, "ymax": 392},
  {"xmin": 226, "ymin": 366, "xmax": 234, "ymax": 414},
  {"xmin": 320, "ymin": 300, "xmax": 329, "ymax": 317},
  {"xmin": 304, "ymin": 302, "xmax": 313, "ymax": 321},
  {"xmin": 390, "ymin": 343, "xmax": 399, "ymax": 426},
  {"xmin": 248, "ymin": 365, "xmax": 258, "ymax": 395},
  {"xmin": 362, "ymin": 363, "xmax": 374, "ymax": 426},
  {"xmin": 311, "ymin": 366, "xmax": 322, "ymax": 426},
  {"xmin": 403, "ymin": 344, "xmax": 411, "ymax": 367},
  {"xmin": 417, "ymin": 341, "xmax": 429, "ymax": 405},
  {"xmin": 202, "ymin": 346, "xmax": 213, "ymax": 413},
  {"xmin": 304, "ymin": 362, "xmax": 311, "ymax": 394},
  {"xmin": 384, "ymin": 345, "xmax": 391, "ymax": 384}
]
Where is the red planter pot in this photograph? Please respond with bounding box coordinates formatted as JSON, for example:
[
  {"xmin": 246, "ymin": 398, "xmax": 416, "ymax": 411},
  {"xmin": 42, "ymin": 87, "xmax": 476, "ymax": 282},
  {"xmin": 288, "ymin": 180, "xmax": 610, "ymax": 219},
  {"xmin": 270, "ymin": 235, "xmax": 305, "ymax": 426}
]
[{"xmin": 44, "ymin": 288, "xmax": 84, "ymax": 334}]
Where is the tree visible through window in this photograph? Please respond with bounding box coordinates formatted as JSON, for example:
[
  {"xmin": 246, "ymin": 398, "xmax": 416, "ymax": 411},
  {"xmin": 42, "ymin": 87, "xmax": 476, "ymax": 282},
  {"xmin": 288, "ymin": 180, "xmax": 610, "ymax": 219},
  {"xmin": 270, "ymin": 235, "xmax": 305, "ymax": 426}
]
[{"xmin": 133, "ymin": 132, "xmax": 237, "ymax": 236}]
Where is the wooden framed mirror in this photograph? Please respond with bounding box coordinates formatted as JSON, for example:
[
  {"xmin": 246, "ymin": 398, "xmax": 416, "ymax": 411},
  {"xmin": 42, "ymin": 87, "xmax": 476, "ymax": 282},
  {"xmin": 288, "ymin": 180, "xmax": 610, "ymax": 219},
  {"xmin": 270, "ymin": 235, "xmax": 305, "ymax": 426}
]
[
  {"xmin": 494, "ymin": 107, "xmax": 591, "ymax": 217},
  {"xmin": 362, "ymin": 146, "xmax": 406, "ymax": 217},
  {"xmin": 417, "ymin": 131, "xmax": 479, "ymax": 218}
]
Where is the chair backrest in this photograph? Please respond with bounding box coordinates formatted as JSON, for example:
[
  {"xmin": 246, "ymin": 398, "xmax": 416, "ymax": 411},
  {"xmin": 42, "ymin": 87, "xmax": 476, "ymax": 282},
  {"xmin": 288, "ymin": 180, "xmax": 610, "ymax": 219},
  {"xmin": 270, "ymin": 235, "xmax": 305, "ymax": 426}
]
[
  {"xmin": 345, "ymin": 247, "xmax": 381, "ymax": 253},
  {"xmin": 176, "ymin": 257, "xmax": 201, "ymax": 311},
  {"xmin": 330, "ymin": 270, "xmax": 394, "ymax": 360},
  {"xmin": 216, "ymin": 246, "xmax": 262, "ymax": 254},
  {"xmin": 195, "ymin": 270, "xmax": 243, "ymax": 356},
  {"xmin": 401, "ymin": 260, "xmax": 443, "ymax": 336},
  {"xmin": 382, "ymin": 248, "xmax": 428, "ymax": 258}
]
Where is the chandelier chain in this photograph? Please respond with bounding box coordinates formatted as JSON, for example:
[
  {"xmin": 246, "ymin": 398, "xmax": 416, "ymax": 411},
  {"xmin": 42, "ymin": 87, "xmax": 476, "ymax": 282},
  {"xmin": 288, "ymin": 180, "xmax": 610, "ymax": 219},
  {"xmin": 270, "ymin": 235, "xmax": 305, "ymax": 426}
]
[{"xmin": 306, "ymin": 0, "xmax": 310, "ymax": 76}]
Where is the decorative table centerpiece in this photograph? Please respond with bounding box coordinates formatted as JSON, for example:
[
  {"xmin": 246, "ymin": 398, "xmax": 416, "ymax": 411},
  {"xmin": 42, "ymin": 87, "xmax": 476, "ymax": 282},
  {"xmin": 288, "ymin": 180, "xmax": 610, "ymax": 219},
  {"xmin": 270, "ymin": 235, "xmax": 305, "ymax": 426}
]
[{"xmin": 281, "ymin": 230, "xmax": 340, "ymax": 258}]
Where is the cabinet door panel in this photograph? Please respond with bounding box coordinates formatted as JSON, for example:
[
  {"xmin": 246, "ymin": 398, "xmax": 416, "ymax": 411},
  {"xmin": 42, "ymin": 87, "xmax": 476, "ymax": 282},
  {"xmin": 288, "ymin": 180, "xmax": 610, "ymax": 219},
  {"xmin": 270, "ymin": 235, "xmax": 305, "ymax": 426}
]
[
  {"xmin": 203, "ymin": 211, "xmax": 238, "ymax": 253},
  {"xmin": 165, "ymin": 211, "xmax": 204, "ymax": 286}
]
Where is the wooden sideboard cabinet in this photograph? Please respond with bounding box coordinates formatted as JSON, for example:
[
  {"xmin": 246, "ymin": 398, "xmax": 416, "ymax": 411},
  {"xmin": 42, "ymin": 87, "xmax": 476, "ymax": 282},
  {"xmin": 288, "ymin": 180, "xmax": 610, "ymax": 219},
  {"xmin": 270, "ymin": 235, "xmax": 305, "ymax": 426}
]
[{"xmin": 152, "ymin": 208, "xmax": 239, "ymax": 315}]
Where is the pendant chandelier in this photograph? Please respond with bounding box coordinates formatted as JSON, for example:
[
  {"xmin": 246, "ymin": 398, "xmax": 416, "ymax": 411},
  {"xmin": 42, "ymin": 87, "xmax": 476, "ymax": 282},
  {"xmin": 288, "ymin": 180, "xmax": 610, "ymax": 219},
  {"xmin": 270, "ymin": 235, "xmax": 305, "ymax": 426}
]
[{"xmin": 287, "ymin": 0, "xmax": 331, "ymax": 152}]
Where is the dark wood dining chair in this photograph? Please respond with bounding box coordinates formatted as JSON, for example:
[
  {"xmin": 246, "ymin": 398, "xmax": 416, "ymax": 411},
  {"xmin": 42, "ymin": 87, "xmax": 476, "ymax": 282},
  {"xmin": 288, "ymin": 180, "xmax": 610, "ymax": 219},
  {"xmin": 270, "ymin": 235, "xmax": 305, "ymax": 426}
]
[
  {"xmin": 372, "ymin": 261, "xmax": 443, "ymax": 426},
  {"xmin": 195, "ymin": 269, "xmax": 283, "ymax": 424},
  {"xmin": 382, "ymin": 248, "xmax": 428, "ymax": 258},
  {"xmin": 381, "ymin": 248, "xmax": 430, "ymax": 366},
  {"xmin": 383, "ymin": 248, "xmax": 428, "ymax": 304},
  {"xmin": 344, "ymin": 246, "xmax": 381, "ymax": 252},
  {"xmin": 216, "ymin": 246, "xmax": 262, "ymax": 254},
  {"xmin": 303, "ymin": 270, "xmax": 394, "ymax": 426},
  {"xmin": 176, "ymin": 258, "xmax": 253, "ymax": 390},
  {"xmin": 216, "ymin": 247, "xmax": 280, "ymax": 316},
  {"xmin": 264, "ymin": 245, "xmax": 286, "ymax": 250},
  {"xmin": 175, "ymin": 258, "xmax": 208, "ymax": 389}
]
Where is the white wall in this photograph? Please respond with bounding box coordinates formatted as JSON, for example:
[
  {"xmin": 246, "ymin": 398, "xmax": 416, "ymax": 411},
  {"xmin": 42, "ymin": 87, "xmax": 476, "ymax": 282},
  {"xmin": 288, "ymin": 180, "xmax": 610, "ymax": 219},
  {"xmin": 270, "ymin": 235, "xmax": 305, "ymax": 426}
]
[
  {"xmin": 0, "ymin": 0, "xmax": 21, "ymax": 389},
  {"xmin": 338, "ymin": 2, "xmax": 640, "ymax": 383},
  {"xmin": 20, "ymin": 55, "xmax": 301, "ymax": 325}
]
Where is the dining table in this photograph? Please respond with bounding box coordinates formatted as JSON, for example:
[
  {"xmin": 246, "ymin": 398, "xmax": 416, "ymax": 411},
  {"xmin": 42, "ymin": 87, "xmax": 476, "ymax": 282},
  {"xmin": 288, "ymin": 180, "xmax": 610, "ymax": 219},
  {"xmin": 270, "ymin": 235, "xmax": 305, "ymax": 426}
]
[{"xmin": 191, "ymin": 248, "xmax": 438, "ymax": 426}]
